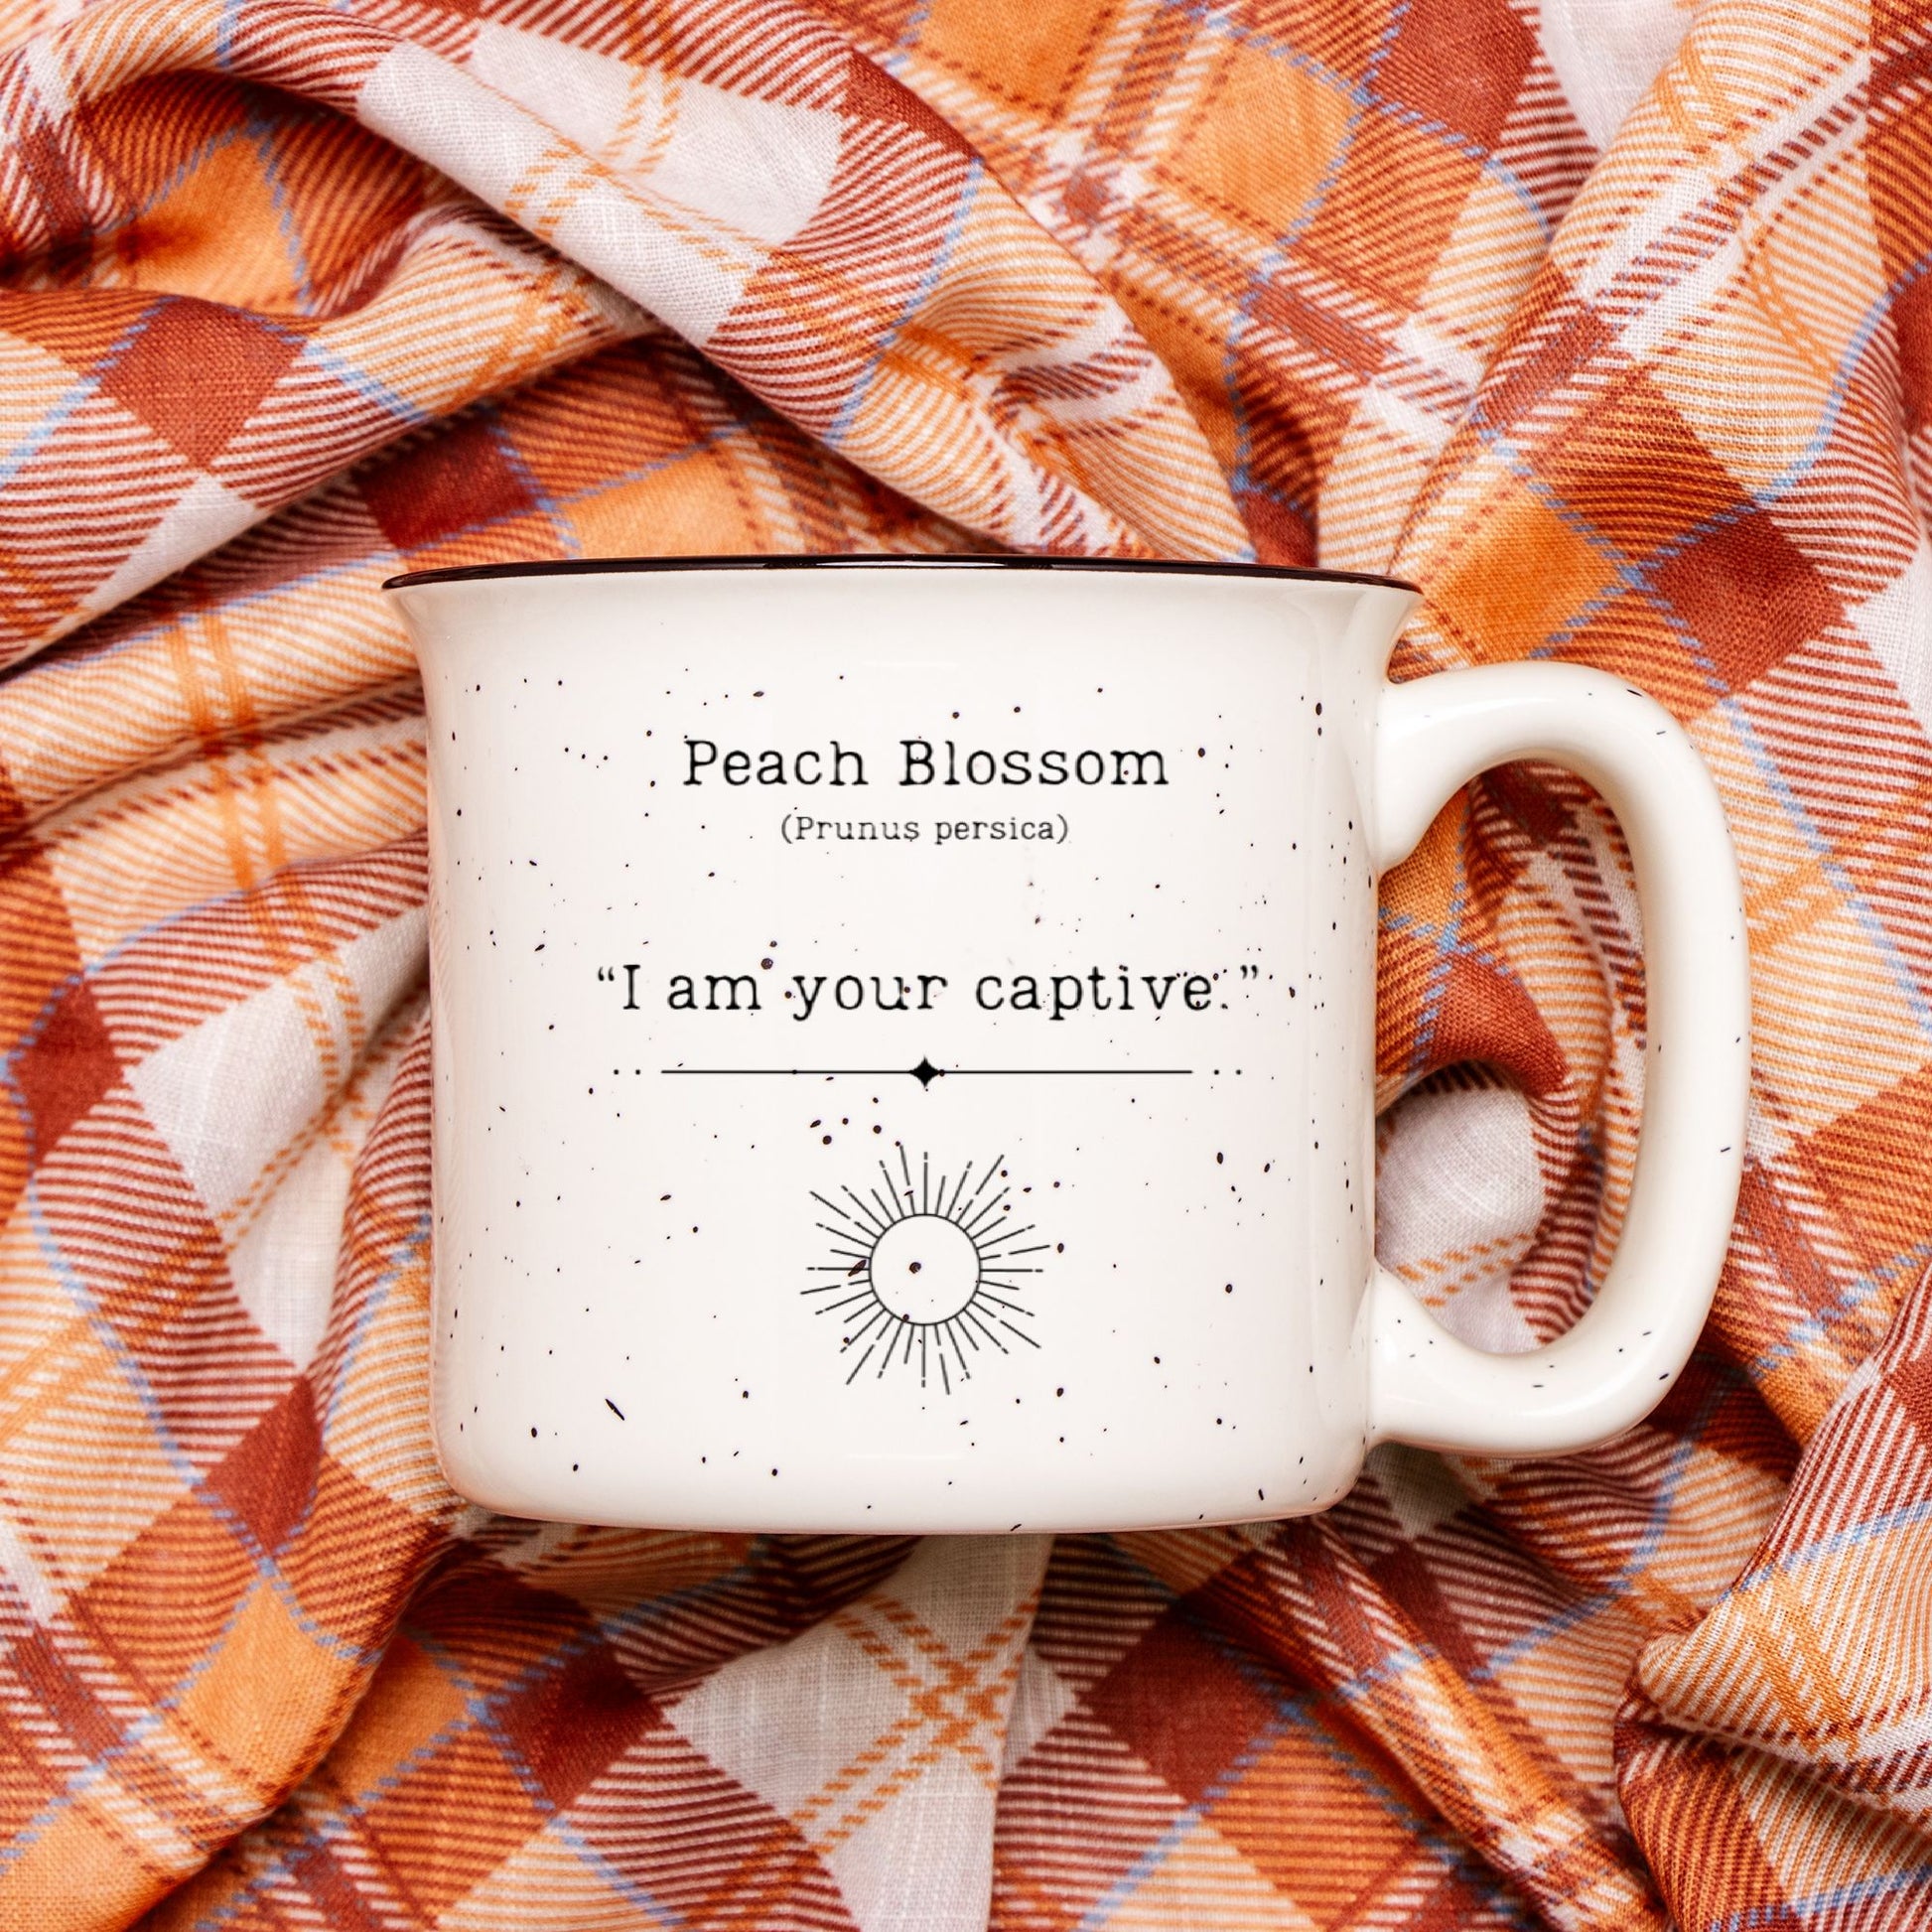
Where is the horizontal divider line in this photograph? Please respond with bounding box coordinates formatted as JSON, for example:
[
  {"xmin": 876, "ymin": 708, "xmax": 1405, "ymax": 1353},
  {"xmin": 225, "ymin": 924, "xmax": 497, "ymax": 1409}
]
[{"xmin": 658, "ymin": 1066, "xmax": 1194, "ymax": 1076}]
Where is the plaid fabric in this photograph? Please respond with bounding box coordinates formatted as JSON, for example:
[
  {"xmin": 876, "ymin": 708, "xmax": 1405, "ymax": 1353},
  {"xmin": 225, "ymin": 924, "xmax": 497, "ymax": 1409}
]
[{"xmin": 1, "ymin": 0, "xmax": 1929, "ymax": 1925}]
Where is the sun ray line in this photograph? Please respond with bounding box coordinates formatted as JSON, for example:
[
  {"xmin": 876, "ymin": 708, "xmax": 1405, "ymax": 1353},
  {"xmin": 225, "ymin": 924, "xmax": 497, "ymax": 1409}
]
[
  {"xmin": 951, "ymin": 1323, "xmax": 975, "ymax": 1379},
  {"xmin": 810, "ymin": 1190, "xmax": 872, "ymax": 1232},
  {"xmin": 897, "ymin": 1143, "xmax": 913, "ymax": 1199},
  {"xmin": 841, "ymin": 1306, "xmax": 893, "ymax": 1347},
  {"xmin": 837, "ymin": 1186, "xmax": 889, "ymax": 1234},
  {"xmin": 878, "ymin": 1318, "xmax": 910, "ymax": 1378},
  {"xmin": 922, "ymin": 1150, "xmax": 930, "ymax": 1215},
  {"xmin": 998, "ymin": 1319, "xmax": 1043, "ymax": 1348},
  {"xmin": 882, "ymin": 1159, "xmax": 912, "ymax": 1215},
  {"xmin": 934, "ymin": 1313, "xmax": 966, "ymax": 1375},
  {"xmin": 974, "ymin": 1291, "xmax": 1037, "ymax": 1317},
  {"xmin": 982, "ymin": 1218, "xmax": 1035, "ymax": 1240},
  {"xmin": 815, "ymin": 1289, "xmax": 880, "ymax": 1315},
  {"xmin": 976, "ymin": 1221, "xmax": 1036, "ymax": 1250},
  {"xmin": 968, "ymin": 1154, "xmax": 1006, "ymax": 1204},
  {"xmin": 814, "ymin": 1190, "xmax": 878, "ymax": 1238},
  {"xmin": 937, "ymin": 1344, "xmax": 950, "ymax": 1395},
  {"xmin": 962, "ymin": 1193, "xmax": 1011, "ymax": 1236},
  {"xmin": 947, "ymin": 1163, "xmax": 974, "ymax": 1218},
  {"xmin": 812, "ymin": 1225, "xmax": 871, "ymax": 1253},
  {"xmin": 846, "ymin": 1344, "xmax": 877, "ymax": 1384},
  {"xmin": 869, "ymin": 1185, "xmax": 902, "ymax": 1228},
  {"xmin": 962, "ymin": 1307, "xmax": 1010, "ymax": 1353}
]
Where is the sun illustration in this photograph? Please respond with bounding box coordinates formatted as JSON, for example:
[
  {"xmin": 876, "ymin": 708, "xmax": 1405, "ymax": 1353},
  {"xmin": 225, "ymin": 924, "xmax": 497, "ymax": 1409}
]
[{"xmin": 805, "ymin": 1147, "xmax": 1047, "ymax": 1390}]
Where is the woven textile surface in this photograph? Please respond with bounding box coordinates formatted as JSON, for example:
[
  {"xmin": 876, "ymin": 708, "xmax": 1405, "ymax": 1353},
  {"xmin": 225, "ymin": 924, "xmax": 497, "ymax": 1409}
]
[{"xmin": 1, "ymin": 0, "xmax": 1930, "ymax": 1924}]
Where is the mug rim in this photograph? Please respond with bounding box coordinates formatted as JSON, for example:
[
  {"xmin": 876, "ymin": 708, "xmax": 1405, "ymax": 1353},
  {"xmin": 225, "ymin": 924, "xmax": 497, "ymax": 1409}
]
[{"xmin": 381, "ymin": 552, "xmax": 1421, "ymax": 595}]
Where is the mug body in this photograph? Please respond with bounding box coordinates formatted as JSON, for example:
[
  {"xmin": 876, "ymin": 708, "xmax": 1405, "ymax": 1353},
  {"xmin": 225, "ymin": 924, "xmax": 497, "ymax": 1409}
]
[{"xmin": 394, "ymin": 559, "xmax": 1413, "ymax": 1533}]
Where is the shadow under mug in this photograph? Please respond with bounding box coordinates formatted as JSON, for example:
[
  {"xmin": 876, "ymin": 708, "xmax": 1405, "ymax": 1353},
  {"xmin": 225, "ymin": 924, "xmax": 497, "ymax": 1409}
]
[{"xmin": 386, "ymin": 557, "xmax": 1749, "ymax": 1535}]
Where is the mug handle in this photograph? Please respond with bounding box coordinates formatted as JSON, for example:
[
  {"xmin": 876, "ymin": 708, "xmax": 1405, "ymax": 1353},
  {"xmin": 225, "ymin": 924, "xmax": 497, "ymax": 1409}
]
[{"xmin": 1366, "ymin": 664, "xmax": 1750, "ymax": 1455}]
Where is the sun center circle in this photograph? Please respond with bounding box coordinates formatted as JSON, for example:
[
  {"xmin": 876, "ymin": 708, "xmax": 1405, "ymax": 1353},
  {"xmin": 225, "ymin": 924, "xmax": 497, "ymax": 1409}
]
[{"xmin": 869, "ymin": 1214, "xmax": 980, "ymax": 1323}]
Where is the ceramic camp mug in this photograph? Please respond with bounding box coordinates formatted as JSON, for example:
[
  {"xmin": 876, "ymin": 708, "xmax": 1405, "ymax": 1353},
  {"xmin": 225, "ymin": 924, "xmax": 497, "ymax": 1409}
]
[{"xmin": 387, "ymin": 557, "xmax": 1749, "ymax": 1534}]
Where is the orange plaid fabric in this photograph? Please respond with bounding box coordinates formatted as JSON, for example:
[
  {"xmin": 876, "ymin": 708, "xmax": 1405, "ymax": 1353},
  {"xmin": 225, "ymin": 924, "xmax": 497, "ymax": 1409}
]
[{"xmin": 1, "ymin": 0, "xmax": 1929, "ymax": 1926}]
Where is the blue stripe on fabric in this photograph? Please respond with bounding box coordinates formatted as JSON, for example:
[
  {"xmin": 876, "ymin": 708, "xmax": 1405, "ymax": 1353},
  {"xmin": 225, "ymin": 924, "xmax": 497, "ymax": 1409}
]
[
  {"xmin": 482, "ymin": 403, "xmax": 582, "ymax": 559},
  {"xmin": 1748, "ymin": 1240, "xmax": 1932, "ymax": 1386},
  {"xmin": 1710, "ymin": 1860, "xmax": 1932, "ymax": 1931}
]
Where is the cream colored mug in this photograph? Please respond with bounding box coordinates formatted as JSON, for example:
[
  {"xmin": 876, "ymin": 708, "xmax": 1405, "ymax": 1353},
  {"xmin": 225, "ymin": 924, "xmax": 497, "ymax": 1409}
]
[{"xmin": 388, "ymin": 557, "xmax": 1748, "ymax": 1534}]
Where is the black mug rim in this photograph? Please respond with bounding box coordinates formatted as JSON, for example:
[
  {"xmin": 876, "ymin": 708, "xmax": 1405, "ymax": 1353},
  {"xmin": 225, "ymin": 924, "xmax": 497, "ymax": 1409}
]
[{"xmin": 382, "ymin": 553, "xmax": 1421, "ymax": 595}]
